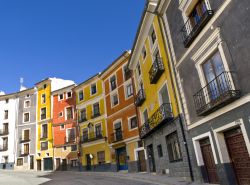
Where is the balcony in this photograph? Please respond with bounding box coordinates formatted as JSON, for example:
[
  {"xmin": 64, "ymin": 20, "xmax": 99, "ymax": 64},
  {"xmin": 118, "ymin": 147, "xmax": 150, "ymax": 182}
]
[
  {"xmin": 40, "ymin": 133, "xmax": 48, "ymax": 140},
  {"xmin": 0, "ymin": 145, "xmax": 8, "ymax": 152},
  {"xmin": 65, "ymin": 136, "xmax": 76, "ymax": 144},
  {"xmin": 149, "ymin": 57, "xmax": 165, "ymax": 84},
  {"xmin": 81, "ymin": 131, "xmax": 104, "ymax": 143},
  {"xmin": 110, "ymin": 130, "xmax": 123, "ymax": 143},
  {"xmin": 181, "ymin": 10, "xmax": 214, "ymax": 48},
  {"xmin": 139, "ymin": 103, "xmax": 173, "ymax": 139},
  {"xmin": 19, "ymin": 137, "xmax": 30, "ymax": 143},
  {"xmin": 135, "ymin": 89, "xmax": 146, "ymax": 107},
  {"xmin": 0, "ymin": 129, "xmax": 9, "ymax": 136},
  {"xmin": 78, "ymin": 117, "xmax": 87, "ymax": 123},
  {"xmin": 193, "ymin": 71, "xmax": 240, "ymax": 116},
  {"xmin": 91, "ymin": 112, "xmax": 101, "ymax": 119},
  {"xmin": 19, "ymin": 150, "xmax": 29, "ymax": 157}
]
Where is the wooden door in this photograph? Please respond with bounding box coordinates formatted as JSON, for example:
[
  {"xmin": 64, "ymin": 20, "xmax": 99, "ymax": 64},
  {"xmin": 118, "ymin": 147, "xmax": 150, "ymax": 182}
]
[
  {"xmin": 138, "ymin": 150, "xmax": 147, "ymax": 172},
  {"xmin": 147, "ymin": 144, "xmax": 156, "ymax": 172},
  {"xmin": 200, "ymin": 138, "xmax": 219, "ymax": 184},
  {"xmin": 44, "ymin": 158, "xmax": 53, "ymax": 171},
  {"xmin": 225, "ymin": 128, "xmax": 250, "ymax": 185},
  {"xmin": 55, "ymin": 158, "xmax": 61, "ymax": 171},
  {"xmin": 37, "ymin": 160, "xmax": 41, "ymax": 171},
  {"xmin": 30, "ymin": 155, "xmax": 34, "ymax": 170}
]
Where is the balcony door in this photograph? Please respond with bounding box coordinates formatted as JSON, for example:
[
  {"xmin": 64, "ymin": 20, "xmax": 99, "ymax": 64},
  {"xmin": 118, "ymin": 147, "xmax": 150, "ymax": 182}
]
[
  {"xmin": 202, "ymin": 51, "xmax": 227, "ymax": 101},
  {"xmin": 114, "ymin": 122, "xmax": 122, "ymax": 141}
]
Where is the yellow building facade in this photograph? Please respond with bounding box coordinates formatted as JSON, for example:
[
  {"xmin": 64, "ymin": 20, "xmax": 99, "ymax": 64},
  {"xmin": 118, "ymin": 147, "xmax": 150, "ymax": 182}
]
[
  {"xmin": 35, "ymin": 79, "xmax": 54, "ymax": 171},
  {"xmin": 129, "ymin": 2, "xmax": 191, "ymax": 177},
  {"xmin": 74, "ymin": 74, "xmax": 111, "ymax": 171}
]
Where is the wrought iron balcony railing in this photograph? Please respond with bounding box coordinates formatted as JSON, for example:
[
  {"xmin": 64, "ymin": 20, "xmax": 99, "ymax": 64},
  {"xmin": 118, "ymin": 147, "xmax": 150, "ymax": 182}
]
[
  {"xmin": 91, "ymin": 112, "xmax": 101, "ymax": 119},
  {"xmin": 65, "ymin": 136, "xmax": 76, "ymax": 144},
  {"xmin": 135, "ymin": 89, "xmax": 146, "ymax": 107},
  {"xmin": 180, "ymin": 10, "xmax": 214, "ymax": 48},
  {"xmin": 149, "ymin": 57, "xmax": 165, "ymax": 84},
  {"xmin": 80, "ymin": 131, "xmax": 104, "ymax": 143},
  {"xmin": 110, "ymin": 130, "xmax": 123, "ymax": 143},
  {"xmin": 19, "ymin": 137, "xmax": 30, "ymax": 143},
  {"xmin": 139, "ymin": 103, "xmax": 173, "ymax": 139},
  {"xmin": 19, "ymin": 150, "xmax": 29, "ymax": 157},
  {"xmin": 78, "ymin": 117, "xmax": 87, "ymax": 123},
  {"xmin": 0, "ymin": 129, "xmax": 9, "ymax": 136},
  {"xmin": 0, "ymin": 144, "xmax": 8, "ymax": 152},
  {"xmin": 193, "ymin": 71, "xmax": 240, "ymax": 116}
]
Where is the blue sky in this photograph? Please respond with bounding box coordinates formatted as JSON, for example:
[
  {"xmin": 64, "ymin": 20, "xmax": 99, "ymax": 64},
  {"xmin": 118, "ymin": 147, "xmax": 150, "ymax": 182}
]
[{"xmin": 0, "ymin": 0, "xmax": 144, "ymax": 93}]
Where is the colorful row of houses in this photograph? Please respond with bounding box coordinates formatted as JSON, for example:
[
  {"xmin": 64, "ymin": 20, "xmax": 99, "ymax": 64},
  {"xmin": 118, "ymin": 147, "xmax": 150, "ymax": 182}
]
[{"xmin": 1, "ymin": 0, "xmax": 250, "ymax": 185}]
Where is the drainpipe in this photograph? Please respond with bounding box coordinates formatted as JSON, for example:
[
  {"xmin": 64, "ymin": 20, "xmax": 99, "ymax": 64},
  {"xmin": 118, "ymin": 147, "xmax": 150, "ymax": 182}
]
[{"xmin": 156, "ymin": 9, "xmax": 194, "ymax": 182}]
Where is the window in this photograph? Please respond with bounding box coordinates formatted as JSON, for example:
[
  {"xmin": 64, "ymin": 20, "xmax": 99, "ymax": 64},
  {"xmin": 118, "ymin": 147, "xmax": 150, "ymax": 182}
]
[
  {"xmin": 41, "ymin": 124, "xmax": 48, "ymax": 138},
  {"xmin": 79, "ymin": 108, "xmax": 87, "ymax": 122},
  {"xmin": 43, "ymin": 84, "xmax": 47, "ymax": 89},
  {"xmin": 114, "ymin": 122, "xmax": 122, "ymax": 141},
  {"xmin": 111, "ymin": 93, "xmax": 119, "ymax": 107},
  {"xmin": 58, "ymin": 112, "xmax": 63, "ymax": 117},
  {"xmin": 78, "ymin": 90, "xmax": 84, "ymax": 101},
  {"xmin": 71, "ymin": 159, "xmax": 78, "ymax": 167},
  {"xmin": 66, "ymin": 91, "xmax": 72, "ymax": 99},
  {"xmin": 41, "ymin": 94, "xmax": 46, "ymax": 104},
  {"xmin": 157, "ymin": 145, "xmax": 163, "ymax": 158},
  {"xmin": 110, "ymin": 76, "xmax": 117, "ymax": 91},
  {"xmin": 97, "ymin": 151, "xmax": 105, "ymax": 164},
  {"xmin": 17, "ymin": 158, "xmax": 23, "ymax": 166},
  {"xmin": 67, "ymin": 128, "xmax": 76, "ymax": 142},
  {"xmin": 202, "ymin": 51, "xmax": 226, "ymax": 99},
  {"xmin": 66, "ymin": 107, "xmax": 73, "ymax": 120},
  {"xmin": 59, "ymin": 93, "xmax": 64, "ymax": 100},
  {"xmin": 189, "ymin": 0, "xmax": 208, "ymax": 29},
  {"xmin": 5, "ymin": 99, "xmax": 9, "ymax": 104},
  {"xmin": 95, "ymin": 124, "xmax": 102, "ymax": 138},
  {"xmin": 23, "ymin": 112, "xmax": 30, "ymax": 122},
  {"xmin": 23, "ymin": 129, "xmax": 29, "ymax": 140},
  {"xmin": 93, "ymin": 103, "xmax": 100, "ymax": 117},
  {"xmin": 137, "ymin": 63, "xmax": 141, "ymax": 77},
  {"xmin": 41, "ymin": 141, "xmax": 48, "ymax": 150},
  {"xmin": 150, "ymin": 28, "xmax": 157, "ymax": 46},
  {"xmin": 41, "ymin": 108, "xmax": 46, "ymax": 120},
  {"xmin": 26, "ymin": 94, "xmax": 30, "ymax": 98},
  {"xmin": 126, "ymin": 83, "xmax": 133, "ymax": 98},
  {"xmin": 130, "ymin": 116, "xmax": 138, "ymax": 129},
  {"xmin": 63, "ymin": 146, "xmax": 67, "ymax": 151},
  {"xmin": 166, "ymin": 132, "xmax": 182, "ymax": 162},
  {"xmin": 91, "ymin": 84, "xmax": 97, "ymax": 95},
  {"xmin": 82, "ymin": 128, "xmax": 88, "ymax": 142},
  {"xmin": 123, "ymin": 65, "xmax": 131, "ymax": 81},
  {"xmin": 71, "ymin": 145, "xmax": 77, "ymax": 152},
  {"xmin": 3, "ymin": 123, "xmax": 8, "ymax": 133},
  {"xmin": 142, "ymin": 46, "xmax": 147, "ymax": 60},
  {"xmin": 60, "ymin": 125, "xmax": 65, "ymax": 130},
  {"xmin": 4, "ymin": 110, "xmax": 8, "ymax": 119},
  {"xmin": 23, "ymin": 143, "xmax": 29, "ymax": 154},
  {"xmin": 24, "ymin": 100, "xmax": 31, "ymax": 108},
  {"xmin": 143, "ymin": 109, "xmax": 148, "ymax": 123}
]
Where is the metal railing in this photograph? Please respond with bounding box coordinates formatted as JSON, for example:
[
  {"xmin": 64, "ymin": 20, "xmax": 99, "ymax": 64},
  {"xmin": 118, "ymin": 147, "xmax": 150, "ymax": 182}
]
[
  {"xmin": 193, "ymin": 71, "xmax": 241, "ymax": 116},
  {"xmin": 19, "ymin": 150, "xmax": 29, "ymax": 157},
  {"xmin": 80, "ymin": 131, "xmax": 104, "ymax": 143},
  {"xmin": 135, "ymin": 89, "xmax": 146, "ymax": 107},
  {"xmin": 110, "ymin": 130, "xmax": 123, "ymax": 143},
  {"xmin": 180, "ymin": 9, "xmax": 214, "ymax": 47},
  {"xmin": 19, "ymin": 136, "xmax": 30, "ymax": 143},
  {"xmin": 139, "ymin": 103, "xmax": 173, "ymax": 139},
  {"xmin": 0, "ymin": 129, "xmax": 9, "ymax": 136},
  {"xmin": 149, "ymin": 57, "xmax": 165, "ymax": 84}
]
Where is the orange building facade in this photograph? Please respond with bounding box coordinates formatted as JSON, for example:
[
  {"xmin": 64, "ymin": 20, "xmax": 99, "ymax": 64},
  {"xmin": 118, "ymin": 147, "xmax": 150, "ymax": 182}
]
[
  {"xmin": 52, "ymin": 84, "xmax": 79, "ymax": 171},
  {"xmin": 101, "ymin": 51, "xmax": 142, "ymax": 172}
]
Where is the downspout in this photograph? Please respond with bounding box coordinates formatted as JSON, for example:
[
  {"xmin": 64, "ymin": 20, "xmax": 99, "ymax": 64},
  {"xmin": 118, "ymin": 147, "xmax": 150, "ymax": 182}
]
[{"xmin": 153, "ymin": 1, "xmax": 194, "ymax": 181}]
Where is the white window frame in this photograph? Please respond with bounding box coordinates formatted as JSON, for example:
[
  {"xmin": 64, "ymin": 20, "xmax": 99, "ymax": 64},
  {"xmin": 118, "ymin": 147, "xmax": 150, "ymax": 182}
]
[
  {"xmin": 113, "ymin": 119, "xmax": 123, "ymax": 133},
  {"xmin": 41, "ymin": 123, "xmax": 48, "ymax": 138},
  {"xmin": 58, "ymin": 93, "xmax": 64, "ymax": 101},
  {"xmin": 66, "ymin": 128, "xmax": 76, "ymax": 142},
  {"xmin": 63, "ymin": 146, "xmax": 67, "ymax": 151},
  {"xmin": 60, "ymin": 124, "xmax": 65, "ymax": 130},
  {"xmin": 90, "ymin": 83, "xmax": 97, "ymax": 95},
  {"xmin": 23, "ymin": 112, "xmax": 30, "ymax": 123},
  {"xmin": 92, "ymin": 101, "xmax": 100, "ymax": 117},
  {"xmin": 41, "ymin": 93, "xmax": 46, "ymax": 104},
  {"xmin": 24, "ymin": 100, "xmax": 31, "ymax": 108},
  {"xmin": 40, "ymin": 107, "xmax": 46, "ymax": 120},
  {"xmin": 109, "ymin": 74, "xmax": 117, "ymax": 92},
  {"xmin": 22, "ymin": 128, "xmax": 30, "ymax": 140},
  {"xmin": 65, "ymin": 106, "xmax": 74, "ymax": 120},
  {"xmin": 66, "ymin": 91, "xmax": 72, "ymax": 99},
  {"xmin": 149, "ymin": 25, "xmax": 158, "ymax": 51},
  {"xmin": 128, "ymin": 115, "xmax": 138, "ymax": 131},
  {"xmin": 124, "ymin": 79, "xmax": 133, "ymax": 100},
  {"xmin": 58, "ymin": 111, "xmax": 63, "ymax": 118},
  {"xmin": 78, "ymin": 90, "xmax": 84, "ymax": 102},
  {"xmin": 110, "ymin": 90, "xmax": 119, "ymax": 108}
]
